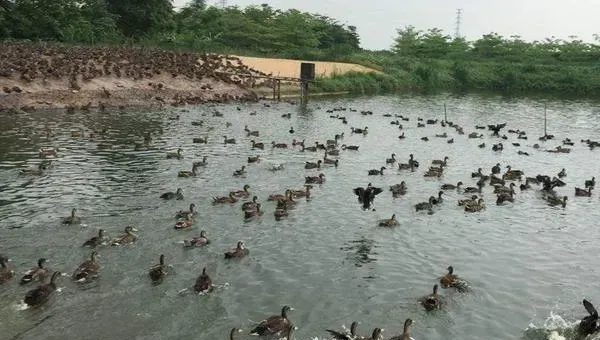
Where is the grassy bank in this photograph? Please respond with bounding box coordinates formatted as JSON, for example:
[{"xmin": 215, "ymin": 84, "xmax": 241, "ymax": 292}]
[{"xmin": 308, "ymin": 54, "xmax": 600, "ymax": 97}]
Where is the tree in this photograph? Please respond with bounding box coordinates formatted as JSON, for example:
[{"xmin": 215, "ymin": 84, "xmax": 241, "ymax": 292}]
[
  {"xmin": 107, "ymin": 0, "xmax": 174, "ymax": 38},
  {"xmin": 392, "ymin": 25, "xmax": 422, "ymax": 57}
]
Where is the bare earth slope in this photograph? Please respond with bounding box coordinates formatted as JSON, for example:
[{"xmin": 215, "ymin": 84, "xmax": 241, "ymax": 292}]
[{"xmin": 233, "ymin": 55, "xmax": 380, "ymax": 78}]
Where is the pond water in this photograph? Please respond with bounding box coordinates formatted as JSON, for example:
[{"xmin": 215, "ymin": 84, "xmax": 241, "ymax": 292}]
[{"xmin": 1, "ymin": 93, "xmax": 600, "ymax": 340}]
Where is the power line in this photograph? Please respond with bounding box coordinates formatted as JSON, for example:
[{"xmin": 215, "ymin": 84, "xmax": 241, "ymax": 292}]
[
  {"xmin": 455, "ymin": 8, "xmax": 463, "ymax": 39},
  {"xmin": 219, "ymin": 0, "xmax": 227, "ymax": 8}
]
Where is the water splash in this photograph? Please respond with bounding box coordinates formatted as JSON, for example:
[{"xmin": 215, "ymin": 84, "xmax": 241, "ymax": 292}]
[{"xmin": 523, "ymin": 311, "xmax": 580, "ymax": 340}]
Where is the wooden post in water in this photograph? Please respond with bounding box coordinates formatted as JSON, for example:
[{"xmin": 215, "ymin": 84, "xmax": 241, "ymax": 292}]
[
  {"xmin": 300, "ymin": 81, "xmax": 309, "ymax": 105},
  {"xmin": 272, "ymin": 78, "xmax": 276, "ymax": 101},
  {"xmin": 544, "ymin": 102, "xmax": 547, "ymax": 137},
  {"xmin": 277, "ymin": 79, "xmax": 281, "ymax": 101},
  {"xmin": 444, "ymin": 103, "xmax": 447, "ymax": 122}
]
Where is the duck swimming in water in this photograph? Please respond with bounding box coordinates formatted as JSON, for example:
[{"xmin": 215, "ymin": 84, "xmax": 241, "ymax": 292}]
[
  {"xmin": 250, "ymin": 305, "xmax": 294, "ymax": 336},
  {"xmin": 112, "ymin": 226, "xmax": 138, "ymax": 245},
  {"xmin": 326, "ymin": 321, "xmax": 359, "ymax": 340},
  {"xmin": 72, "ymin": 251, "xmax": 99, "ymax": 282},
  {"xmin": 20, "ymin": 258, "xmax": 49, "ymax": 285},
  {"xmin": 579, "ymin": 299, "xmax": 600, "ymax": 336},
  {"xmin": 175, "ymin": 204, "xmax": 195, "ymax": 219},
  {"xmin": 440, "ymin": 266, "xmax": 457, "ymax": 288},
  {"xmin": 160, "ymin": 188, "xmax": 183, "ymax": 200},
  {"xmin": 231, "ymin": 184, "xmax": 250, "ymax": 198},
  {"xmin": 184, "ymin": 230, "xmax": 210, "ymax": 248},
  {"xmin": 224, "ymin": 241, "xmax": 249, "ymax": 259},
  {"xmin": 83, "ymin": 229, "xmax": 107, "ymax": 247},
  {"xmin": 194, "ymin": 267, "xmax": 212, "ymax": 293},
  {"xmin": 0, "ymin": 256, "xmax": 14, "ymax": 284},
  {"xmin": 213, "ymin": 192, "xmax": 238, "ymax": 204},
  {"xmin": 368, "ymin": 167, "xmax": 386, "ymax": 176},
  {"xmin": 148, "ymin": 254, "xmax": 167, "ymax": 284},
  {"xmin": 387, "ymin": 319, "xmax": 414, "ymax": 340},
  {"xmin": 378, "ymin": 214, "xmax": 399, "ymax": 227},
  {"xmin": 353, "ymin": 183, "xmax": 384, "ymax": 210},
  {"xmin": 24, "ymin": 271, "xmax": 61, "ymax": 307},
  {"xmin": 62, "ymin": 208, "xmax": 81, "ymax": 225},
  {"xmin": 420, "ymin": 284, "xmax": 444, "ymax": 311}
]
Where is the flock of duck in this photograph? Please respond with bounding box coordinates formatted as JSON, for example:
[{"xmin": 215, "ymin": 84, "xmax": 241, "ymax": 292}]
[
  {"xmin": 3, "ymin": 102, "xmax": 600, "ymax": 340},
  {"xmin": 0, "ymin": 42, "xmax": 267, "ymax": 108}
]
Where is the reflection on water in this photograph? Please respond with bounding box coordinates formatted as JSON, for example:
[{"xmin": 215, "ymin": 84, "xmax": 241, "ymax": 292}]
[
  {"xmin": 1, "ymin": 93, "xmax": 600, "ymax": 340},
  {"xmin": 341, "ymin": 237, "xmax": 378, "ymax": 268}
]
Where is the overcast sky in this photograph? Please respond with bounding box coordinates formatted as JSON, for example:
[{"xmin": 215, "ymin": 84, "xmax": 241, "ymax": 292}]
[{"xmin": 173, "ymin": 0, "xmax": 600, "ymax": 50}]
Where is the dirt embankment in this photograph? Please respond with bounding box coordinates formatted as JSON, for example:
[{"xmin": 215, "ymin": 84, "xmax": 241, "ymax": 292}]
[
  {"xmin": 0, "ymin": 43, "xmax": 271, "ymax": 111},
  {"xmin": 233, "ymin": 55, "xmax": 380, "ymax": 79}
]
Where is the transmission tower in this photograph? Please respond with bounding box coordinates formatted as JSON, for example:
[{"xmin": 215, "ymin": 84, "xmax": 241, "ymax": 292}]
[
  {"xmin": 455, "ymin": 9, "xmax": 463, "ymax": 39},
  {"xmin": 219, "ymin": 0, "xmax": 227, "ymax": 8}
]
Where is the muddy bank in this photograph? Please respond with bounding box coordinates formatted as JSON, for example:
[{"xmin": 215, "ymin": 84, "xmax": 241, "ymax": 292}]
[{"xmin": 0, "ymin": 43, "xmax": 269, "ymax": 111}]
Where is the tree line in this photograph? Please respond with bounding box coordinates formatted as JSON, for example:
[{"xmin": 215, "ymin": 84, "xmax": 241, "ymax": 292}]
[{"xmin": 0, "ymin": 0, "xmax": 360, "ymax": 60}]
